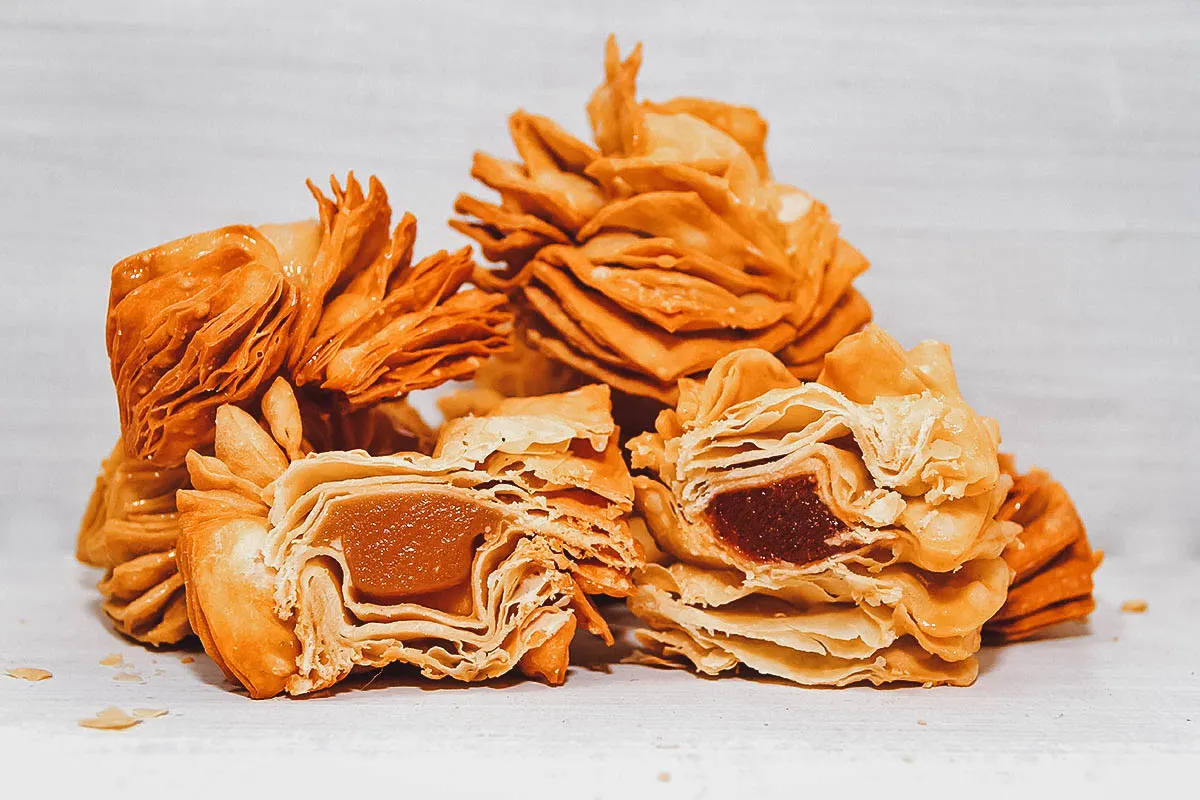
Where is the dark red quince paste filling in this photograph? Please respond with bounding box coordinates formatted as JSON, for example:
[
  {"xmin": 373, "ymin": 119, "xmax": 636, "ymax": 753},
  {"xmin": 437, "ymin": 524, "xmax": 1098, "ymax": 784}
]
[{"xmin": 705, "ymin": 474, "xmax": 853, "ymax": 565}]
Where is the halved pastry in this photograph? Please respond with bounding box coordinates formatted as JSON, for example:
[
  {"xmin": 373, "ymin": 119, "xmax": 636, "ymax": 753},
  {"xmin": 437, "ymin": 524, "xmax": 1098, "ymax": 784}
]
[
  {"xmin": 985, "ymin": 459, "xmax": 1102, "ymax": 641},
  {"xmin": 82, "ymin": 174, "xmax": 508, "ymax": 645},
  {"xmin": 625, "ymin": 325, "xmax": 1020, "ymax": 686},
  {"xmin": 454, "ymin": 36, "xmax": 871, "ymax": 406},
  {"xmin": 177, "ymin": 380, "xmax": 641, "ymax": 697},
  {"xmin": 77, "ymin": 395, "xmax": 434, "ymax": 646}
]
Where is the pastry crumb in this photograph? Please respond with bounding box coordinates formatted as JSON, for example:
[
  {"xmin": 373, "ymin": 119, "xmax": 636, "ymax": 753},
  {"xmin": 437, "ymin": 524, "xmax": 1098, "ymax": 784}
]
[
  {"xmin": 1121, "ymin": 599, "xmax": 1148, "ymax": 614},
  {"xmin": 180, "ymin": 656, "xmax": 195, "ymax": 665},
  {"xmin": 657, "ymin": 771, "xmax": 671, "ymax": 783},
  {"xmin": 99, "ymin": 653, "xmax": 124, "ymax": 667},
  {"xmin": 113, "ymin": 672, "xmax": 143, "ymax": 683},
  {"xmin": 79, "ymin": 707, "xmax": 142, "ymax": 730},
  {"xmin": 132, "ymin": 708, "xmax": 168, "ymax": 719},
  {"xmin": 6, "ymin": 668, "xmax": 52, "ymax": 682},
  {"xmin": 917, "ymin": 719, "xmax": 927, "ymax": 726}
]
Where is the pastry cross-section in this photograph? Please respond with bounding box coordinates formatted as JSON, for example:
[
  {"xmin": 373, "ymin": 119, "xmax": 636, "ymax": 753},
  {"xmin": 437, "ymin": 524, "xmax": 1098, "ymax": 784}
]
[
  {"xmin": 177, "ymin": 380, "xmax": 642, "ymax": 697},
  {"xmin": 80, "ymin": 174, "xmax": 508, "ymax": 646},
  {"xmin": 624, "ymin": 325, "xmax": 1021, "ymax": 687}
]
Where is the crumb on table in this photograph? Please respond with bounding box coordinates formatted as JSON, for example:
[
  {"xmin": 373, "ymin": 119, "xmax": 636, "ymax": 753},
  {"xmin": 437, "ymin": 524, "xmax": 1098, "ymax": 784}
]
[{"xmin": 79, "ymin": 707, "xmax": 142, "ymax": 730}]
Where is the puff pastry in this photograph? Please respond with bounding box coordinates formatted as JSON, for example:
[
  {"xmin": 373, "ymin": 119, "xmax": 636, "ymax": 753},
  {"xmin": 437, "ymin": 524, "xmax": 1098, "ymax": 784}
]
[
  {"xmin": 454, "ymin": 36, "xmax": 871, "ymax": 405},
  {"xmin": 77, "ymin": 394, "xmax": 435, "ymax": 646},
  {"xmin": 77, "ymin": 442, "xmax": 191, "ymax": 645},
  {"xmin": 108, "ymin": 173, "xmax": 509, "ymax": 467},
  {"xmin": 625, "ymin": 325, "xmax": 1020, "ymax": 686},
  {"xmin": 177, "ymin": 380, "xmax": 642, "ymax": 697},
  {"xmin": 985, "ymin": 459, "xmax": 1101, "ymax": 641},
  {"xmin": 82, "ymin": 175, "xmax": 508, "ymax": 645}
]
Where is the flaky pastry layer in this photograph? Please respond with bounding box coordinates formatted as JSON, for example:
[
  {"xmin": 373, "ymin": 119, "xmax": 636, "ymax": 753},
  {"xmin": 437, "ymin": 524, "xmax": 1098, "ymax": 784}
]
[
  {"xmin": 625, "ymin": 325, "xmax": 1020, "ymax": 687},
  {"xmin": 178, "ymin": 380, "xmax": 642, "ymax": 697},
  {"xmin": 455, "ymin": 36, "xmax": 870, "ymax": 404},
  {"xmin": 985, "ymin": 461, "xmax": 1101, "ymax": 641}
]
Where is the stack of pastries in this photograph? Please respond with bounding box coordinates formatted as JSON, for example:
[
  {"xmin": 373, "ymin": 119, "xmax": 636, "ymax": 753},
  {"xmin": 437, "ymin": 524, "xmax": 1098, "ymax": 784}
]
[{"xmin": 76, "ymin": 36, "xmax": 1099, "ymax": 695}]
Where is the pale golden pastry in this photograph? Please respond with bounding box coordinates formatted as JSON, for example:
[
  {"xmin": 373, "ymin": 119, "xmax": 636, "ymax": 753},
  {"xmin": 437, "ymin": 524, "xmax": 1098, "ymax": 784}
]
[
  {"xmin": 108, "ymin": 173, "xmax": 510, "ymax": 467},
  {"xmin": 177, "ymin": 379, "xmax": 642, "ymax": 698},
  {"xmin": 78, "ymin": 395, "xmax": 435, "ymax": 646},
  {"xmin": 984, "ymin": 460, "xmax": 1102, "ymax": 641},
  {"xmin": 625, "ymin": 325, "xmax": 1020, "ymax": 686},
  {"xmin": 454, "ymin": 36, "xmax": 871, "ymax": 406}
]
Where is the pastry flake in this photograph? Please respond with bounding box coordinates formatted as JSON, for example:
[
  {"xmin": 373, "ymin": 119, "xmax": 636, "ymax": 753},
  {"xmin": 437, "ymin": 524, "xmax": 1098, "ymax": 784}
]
[
  {"xmin": 624, "ymin": 325, "xmax": 1020, "ymax": 686},
  {"xmin": 177, "ymin": 379, "xmax": 642, "ymax": 698},
  {"xmin": 79, "ymin": 707, "xmax": 142, "ymax": 731},
  {"xmin": 132, "ymin": 708, "xmax": 169, "ymax": 719},
  {"xmin": 454, "ymin": 36, "xmax": 871, "ymax": 405}
]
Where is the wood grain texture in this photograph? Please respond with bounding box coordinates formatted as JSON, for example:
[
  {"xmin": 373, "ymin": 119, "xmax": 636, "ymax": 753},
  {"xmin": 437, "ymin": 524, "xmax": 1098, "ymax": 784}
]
[{"xmin": 1, "ymin": 0, "xmax": 1197, "ymax": 564}]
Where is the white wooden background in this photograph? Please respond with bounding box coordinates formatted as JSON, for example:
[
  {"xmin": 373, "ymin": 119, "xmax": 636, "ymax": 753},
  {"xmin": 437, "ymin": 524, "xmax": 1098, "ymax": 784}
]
[
  {"xmin": 3, "ymin": 0, "xmax": 1197, "ymax": 560},
  {"xmin": 1, "ymin": 0, "xmax": 1198, "ymax": 559},
  {"xmin": 1, "ymin": 2, "xmax": 1197, "ymax": 794}
]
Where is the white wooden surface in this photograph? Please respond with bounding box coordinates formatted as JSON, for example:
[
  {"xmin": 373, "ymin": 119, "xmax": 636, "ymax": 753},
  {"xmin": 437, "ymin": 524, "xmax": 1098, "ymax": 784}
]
[
  {"xmin": 1, "ymin": 0, "xmax": 1198, "ymax": 561},
  {"xmin": 1, "ymin": 556, "xmax": 1197, "ymax": 795},
  {"xmin": 1, "ymin": 1, "xmax": 1198, "ymax": 793}
]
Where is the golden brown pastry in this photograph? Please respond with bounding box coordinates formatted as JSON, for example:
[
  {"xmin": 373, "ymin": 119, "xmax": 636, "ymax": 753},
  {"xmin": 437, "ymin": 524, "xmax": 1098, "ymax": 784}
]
[
  {"xmin": 472, "ymin": 323, "xmax": 587, "ymax": 400},
  {"xmin": 984, "ymin": 460, "xmax": 1101, "ymax": 641},
  {"xmin": 108, "ymin": 173, "xmax": 509, "ymax": 467},
  {"xmin": 177, "ymin": 380, "xmax": 642, "ymax": 697},
  {"xmin": 625, "ymin": 325, "xmax": 1020, "ymax": 686},
  {"xmin": 454, "ymin": 36, "xmax": 871, "ymax": 406},
  {"xmin": 77, "ymin": 442, "xmax": 191, "ymax": 645},
  {"xmin": 81, "ymin": 174, "xmax": 510, "ymax": 645}
]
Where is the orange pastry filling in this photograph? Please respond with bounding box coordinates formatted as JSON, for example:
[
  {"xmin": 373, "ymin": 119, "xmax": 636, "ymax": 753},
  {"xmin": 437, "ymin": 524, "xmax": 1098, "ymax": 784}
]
[
  {"xmin": 705, "ymin": 475, "xmax": 852, "ymax": 565},
  {"xmin": 322, "ymin": 490, "xmax": 504, "ymax": 607}
]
